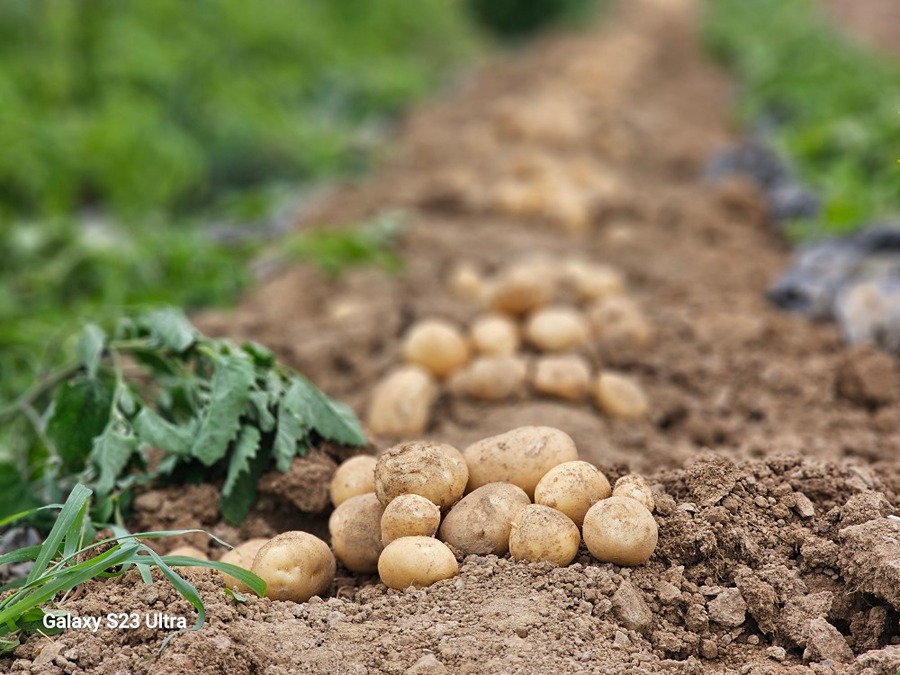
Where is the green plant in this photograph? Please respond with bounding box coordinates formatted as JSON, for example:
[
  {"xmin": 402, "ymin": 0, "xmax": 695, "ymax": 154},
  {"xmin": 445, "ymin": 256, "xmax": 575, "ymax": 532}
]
[
  {"xmin": 466, "ymin": 0, "xmax": 600, "ymax": 38},
  {"xmin": 0, "ymin": 484, "xmax": 266, "ymax": 654}
]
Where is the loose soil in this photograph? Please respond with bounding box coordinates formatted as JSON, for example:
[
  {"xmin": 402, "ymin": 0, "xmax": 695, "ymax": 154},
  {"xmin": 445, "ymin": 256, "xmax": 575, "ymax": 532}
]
[{"xmin": 7, "ymin": 1, "xmax": 899, "ymax": 673}]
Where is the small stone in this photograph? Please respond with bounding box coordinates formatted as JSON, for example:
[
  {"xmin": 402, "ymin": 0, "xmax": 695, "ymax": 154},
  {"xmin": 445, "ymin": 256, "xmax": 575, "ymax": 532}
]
[
  {"xmin": 32, "ymin": 643, "xmax": 65, "ymax": 668},
  {"xmin": 700, "ymin": 639, "xmax": 718, "ymax": 659},
  {"xmin": 613, "ymin": 631, "xmax": 631, "ymax": 648},
  {"xmin": 793, "ymin": 492, "xmax": 815, "ymax": 518},
  {"xmin": 766, "ymin": 646, "xmax": 787, "ymax": 662},
  {"xmin": 656, "ymin": 580, "xmax": 681, "ymax": 604},
  {"xmin": 803, "ymin": 618, "xmax": 854, "ymax": 664},
  {"xmin": 708, "ymin": 588, "xmax": 747, "ymax": 628},
  {"xmin": 406, "ymin": 654, "xmax": 448, "ymax": 675},
  {"xmin": 611, "ymin": 580, "xmax": 653, "ymax": 633}
]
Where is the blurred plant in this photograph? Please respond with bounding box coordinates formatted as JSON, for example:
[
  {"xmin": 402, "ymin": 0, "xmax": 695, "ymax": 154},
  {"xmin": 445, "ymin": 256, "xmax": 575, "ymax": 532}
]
[{"xmin": 465, "ymin": 0, "xmax": 601, "ymax": 38}]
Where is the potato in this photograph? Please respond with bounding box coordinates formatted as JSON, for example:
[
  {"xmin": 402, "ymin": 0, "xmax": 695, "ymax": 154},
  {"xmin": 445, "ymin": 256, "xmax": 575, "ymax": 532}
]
[
  {"xmin": 509, "ymin": 505, "xmax": 580, "ymax": 567},
  {"xmin": 587, "ymin": 296, "xmax": 651, "ymax": 347},
  {"xmin": 563, "ymin": 261, "xmax": 625, "ymax": 301},
  {"xmin": 593, "ymin": 372, "xmax": 649, "ymax": 419},
  {"xmin": 377, "ymin": 536, "xmax": 458, "ymax": 590},
  {"xmin": 470, "ymin": 314, "xmax": 520, "ymax": 356},
  {"xmin": 484, "ymin": 264, "xmax": 554, "ymax": 316},
  {"xmin": 449, "ymin": 262, "xmax": 485, "ymax": 301},
  {"xmin": 531, "ymin": 355, "xmax": 591, "ymax": 401},
  {"xmin": 582, "ymin": 496, "xmax": 658, "ymax": 566},
  {"xmin": 613, "ymin": 474, "xmax": 655, "ymax": 513},
  {"xmin": 329, "ymin": 493, "xmax": 385, "ymax": 573},
  {"xmin": 251, "ymin": 531, "xmax": 335, "ymax": 603},
  {"xmin": 167, "ymin": 545, "xmax": 208, "ymax": 561},
  {"xmin": 525, "ymin": 306, "xmax": 590, "ymax": 352},
  {"xmin": 402, "ymin": 319, "xmax": 470, "ymax": 378},
  {"xmin": 463, "ymin": 426, "xmax": 579, "ymax": 499},
  {"xmin": 447, "ymin": 355, "xmax": 528, "ymax": 401},
  {"xmin": 381, "ymin": 494, "xmax": 441, "ymax": 546},
  {"xmin": 218, "ymin": 538, "xmax": 269, "ymax": 593},
  {"xmin": 534, "ymin": 461, "xmax": 611, "ymax": 528},
  {"xmin": 438, "ymin": 483, "xmax": 531, "ymax": 556},
  {"xmin": 366, "ymin": 366, "xmax": 438, "ymax": 437},
  {"xmin": 374, "ymin": 441, "xmax": 468, "ymax": 510},
  {"xmin": 330, "ymin": 456, "xmax": 377, "ymax": 507}
]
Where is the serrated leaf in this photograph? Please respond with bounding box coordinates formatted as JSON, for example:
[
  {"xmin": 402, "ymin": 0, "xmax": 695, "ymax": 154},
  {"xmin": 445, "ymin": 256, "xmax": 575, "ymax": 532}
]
[
  {"xmin": 219, "ymin": 448, "xmax": 267, "ymax": 525},
  {"xmin": 272, "ymin": 380, "xmax": 313, "ymax": 473},
  {"xmin": 133, "ymin": 408, "xmax": 195, "ymax": 456},
  {"xmin": 241, "ymin": 341, "xmax": 274, "ymax": 367},
  {"xmin": 46, "ymin": 377, "xmax": 113, "ymax": 473},
  {"xmin": 90, "ymin": 428, "xmax": 138, "ymax": 496},
  {"xmin": 142, "ymin": 308, "xmax": 197, "ymax": 353},
  {"xmin": 190, "ymin": 353, "xmax": 254, "ymax": 466},
  {"xmin": 222, "ymin": 426, "xmax": 260, "ymax": 497},
  {"xmin": 77, "ymin": 324, "xmax": 106, "ymax": 379},
  {"xmin": 299, "ymin": 378, "xmax": 366, "ymax": 447},
  {"xmin": 248, "ymin": 391, "xmax": 275, "ymax": 433}
]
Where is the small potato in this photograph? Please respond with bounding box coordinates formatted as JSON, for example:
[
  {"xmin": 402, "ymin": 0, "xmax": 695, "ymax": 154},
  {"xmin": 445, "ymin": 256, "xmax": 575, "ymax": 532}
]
[
  {"xmin": 251, "ymin": 532, "xmax": 335, "ymax": 603},
  {"xmin": 613, "ymin": 474, "xmax": 655, "ymax": 513},
  {"xmin": 534, "ymin": 461, "xmax": 611, "ymax": 528},
  {"xmin": 531, "ymin": 355, "xmax": 591, "ymax": 401},
  {"xmin": 374, "ymin": 441, "xmax": 468, "ymax": 510},
  {"xmin": 463, "ymin": 426, "xmax": 579, "ymax": 499},
  {"xmin": 470, "ymin": 314, "xmax": 520, "ymax": 356},
  {"xmin": 329, "ymin": 493, "xmax": 385, "ymax": 573},
  {"xmin": 438, "ymin": 483, "xmax": 531, "ymax": 556},
  {"xmin": 525, "ymin": 306, "xmax": 590, "ymax": 352},
  {"xmin": 366, "ymin": 366, "xmax": 438, "ymax": 437},
  {"xmin": 587, "ymin": 296, "xmax": 651, "ymax": 347},
  {"xmin": 484, "ymin": 264, "xmax": 554, "ymax": 316},
  {"xmin": 582, "ymin": 496, "xmax": 658, "ymax": 566},
  {"xmin": 330, "ymin": 455, "xmax": 377, "ymax": 507},
  {"xmin": 509, "ymin": 505, "xmax": 580, "ymax": 567},
  {"xmin": 402, "ymin": 319, "xmax": 470, "ymax": 378},
  {"xmin": 449, "ymin": 262, "xmax": 485, "ymax": 301},
  {"xmin": 381, "ymin": 494, "xmax": 441, "ymax": 546},
  {"xmin": 448, "ymin": 355, "xmax": 528, "ymax": 401},
  {"xmin": 562, "ymin": 261, "xmax": 625, "ymax": 301},
  {"xmin": 378, "ymin": 536, "xmax": 458, "ymax": 590},
  {"xmin": 593, "ymin": 372, "xmax": 649, "ymax": 419},
  {"xmin": 218, "ymin": 538, "xmax": 269, "ymax": 592}
]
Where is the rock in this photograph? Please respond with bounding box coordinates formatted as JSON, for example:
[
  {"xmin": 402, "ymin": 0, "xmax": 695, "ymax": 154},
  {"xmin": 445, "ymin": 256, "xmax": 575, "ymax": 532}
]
[
  {"xmin": 406, "ymin": 654, "xmax": 448, "ymax": 675},
  {"xmin": 734, "ymin": 567, "xmax": 780, "ymax": 635},
  {"xmin": 838, "ymin": 518, "xmax": 900, "ymax": 608},
  {"xmin": 708, "ymin": 588, "xmax": 747, "ymax": 628},
  {"xmin": 779, "ymin": 592, "xmax": 834, "ymax": 647},
  {"xmin": 803, "ymin": 618, "xmax": 854, "ymax": 664},
  {"xmin": 792, "ymin": 492, "xmax": 816, "ymax": 518},
  {"xmin": 32, "ymin": 643, "xmax": 65, "ymax": 668},
  {"xmin": 611, "ymin": 580, "xmax": 653, "ymax": 633},
  {"xmin": 766, "ymin": 646, "xmax": 786, "ymax": 662}
]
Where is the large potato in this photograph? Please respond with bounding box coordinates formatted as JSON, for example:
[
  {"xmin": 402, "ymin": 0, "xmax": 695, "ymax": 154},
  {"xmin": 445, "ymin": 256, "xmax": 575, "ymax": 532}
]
[
  {"xmin": 366, "ymin": 366, "xmax": 438, "ymax": 437},
  {"xmin": 593, "ymin": 372, "xmax": 649, "ymax": 419},
  {"xmin": 470, "ymin": 314, "xmax": 521, "ymax": 357},
  {"xmin": 534, "ymin": 461, "xmax": 611, "ymax": 528},
  {"xmin": 582, "ymin": 496, "xmax": 658, "ymax": 566},
  {"xmin": 378, "ymin": 536, "xmax": 458, "ymax": 590},
  {"xmin": 447, "ymin": 355, "xmax": 528, "ymax": 401},
  {"xmin": 531, "ymin": 355, "xmax": 591, "ymax": 401},
  {"xmin": 218, "ymin": 538, "xmax": 269, "ymax": 593},
  {"xmin": 509, "ymin": 505, "xmax": 580, "ymax": 567},
  {"xmin": 438, "ymin": 483, "xmax": 531, "ymax": 556},
  {"xmin": 402, "ymin": 319, "xmax": 470, "ymax": 378},
  {"xmin": 329, "ymin": 455, "xmax": 377, "ymax": 507},
  {"xmin": 462, "ymin": 426, "xmax": 579, "ymax": 499},
  {"xmin": 251, "ymin": 532, "xmax": 335, "ymax": 603},
  {"xmin": 525, "ymin": 306, "xmax": 590, "ymax": 352},
  {"xmin": 381, "ymin": 494, "xmax": 441, "ymax": 546},
  {"xmin": 329, "ymin": 493, "xmax": 385, "ymax": 573},
  {"xmin": 374, "ymin": 441, "xmax": 468, "ymax": 510}
]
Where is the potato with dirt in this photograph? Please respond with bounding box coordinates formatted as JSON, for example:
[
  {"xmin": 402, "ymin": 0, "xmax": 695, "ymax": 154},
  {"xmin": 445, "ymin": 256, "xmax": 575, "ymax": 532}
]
[
  {"xmin": 462, "ymin": 426, "xmax": 579, "ymax": 499},
  {"xmin": 509, "ymin": 504, "xmax": 580, "ymax": 567},
  {"xmin": 531, "ymin": 354, "xmax": 591, "ymax": 401},
  {"xmin": 582, "ymin": 495, "xmax": 658, "ymax": 566},
  {"xmin": 613, "ymin": 474, "xmax": 655, "ymax": 512},
  {"xmin": 534, "ymin": 460, "xmax": 611, "ymax": 528},
  {"xmin": 377, "ymin": 536, "xmax": 459, "ymax": 590},
  {"xmin": 374, "ymin": 441, "xmax": 468, "ymax": 510},
  {"xmin": 218, "ymin": 538, "xmax": 270, "ymax": 593},
  {"xmin": 250, "ymin": 532, "xmax": 336, "ymax": 603},
  {"xmin": 563, "ymin": 260, "xmax": 625, "ymax": 301},
  {"xmin": 587, "ymin": 296, "xmax": 651, "ymax": 347},
  {"xmin": 525, "ymin": 306, "xmax": 590, "ymax": 352},
  {"xmin": 448, "ymin": 354, "xmax": 529, "ymax": 401},
  {"xmin": 329, "ymin": 493, "xmax": 386, "ymax": 573},
  {"xmin": 470, "ymin": 314, "xmax": 521, "ymax": 356},
  {"xmin": 484, "ymin": 263, "xmax": 555, "ymax": 316},
  {"xmin": 438, "ymin": 482, "xmax": 531, "ymax": 556},
  {"xmin": 381, "ymin": 493, "xmax": 441, "ymax": 546},
  {"xmin": 330, "ymin": 455, "xmax": 377, "ymax": 507},
  {"xmin": 401, "ymin": 319, "xmax": 471, "ymax": 378},
  {"xmin": 366, "ymin": 365, "xmax": 438, "ymax": 437},
  {"xmin": 593, "ymin": 372, "xmax": 649, "ymax": 419}
]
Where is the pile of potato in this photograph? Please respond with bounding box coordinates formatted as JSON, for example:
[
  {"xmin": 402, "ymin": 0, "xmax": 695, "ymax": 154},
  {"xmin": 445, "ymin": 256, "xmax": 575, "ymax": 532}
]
[{"xmin": 367, "ymin": 257, "xmax": 651, "ymax": 437}]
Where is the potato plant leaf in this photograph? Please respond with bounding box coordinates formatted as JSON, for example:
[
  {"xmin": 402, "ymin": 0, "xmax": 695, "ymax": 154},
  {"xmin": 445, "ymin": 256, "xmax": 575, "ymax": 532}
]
[
  {"xmin": 90, "ymin": 428, "xmax": 139, "ymax": 496},
  {"xmin": 299, "ymin": 378, "xmax": 366, "ymax": 447},
  {"xmin": 223, "ymin": 426, "xmax": 261, "ymax": 497},
  {"xmin": 133, "ymin": 408, "xmax": 195, "ymax": 456},
  {"xmin": 46, "ymin": 377, "xmax": 113, "ymax": 473},
  {"xmin": 272, "ymin": 380, "xmax": 313, "ymax": 472},
  {"xmin": 190, "ymin": 353, "xmax": 254, "ymax": 466},
  {"xmin": 141, "ymin": 308, "xmax": 197, "ymax": 353},
  {"xmin": 77, "ymin": 324, "xmax": 106, "ymax": 379},
  {"xmin": 220, "ymin": 448, "xmax": 268, "ymax": 525}
]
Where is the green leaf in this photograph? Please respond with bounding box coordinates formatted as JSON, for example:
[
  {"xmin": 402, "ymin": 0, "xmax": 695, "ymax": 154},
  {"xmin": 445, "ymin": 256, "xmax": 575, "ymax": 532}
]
[
  {"xmin": 27, "ymin": 484, "xmax": 91, "ymax": 584},
  {"xmin": 241, "ymin": 341, "xmax": 274, "ymax": 367},
  {"xmin": 301, "ymin": 378, "xmax": 366, "ymax": 447},
  {"xmin": 219, "ymin": 448, "xmax": 268, "ymax": 526},
  {"xmin": 272, "ymin": 380, "xmax": 313, "ymax": 473},
  {"xmin": 0, "ymin": 636, "xmax": 19, "ymax": 655},
  {"xmin": 222, "ymin": 426, "xmax": 260, "ymax": 498},
  {"xmin": 0, "ymin": 462, "xmax": 40, "ymax": 523},
  {"xmin": 133, "ymin": 408, "xmax": 194, "ymax": 456},
  {"xmin": 46, "ymin": 377, "xmax": 113, "ymax": 473},
  {"xmin": 190, "ymin": 353, "xmax": 254, "ymax": 466},
  {"xmin": 90, "ymin": 428, "xmax": 138, "ymax": 496},
  {"xmin": 248, "ymin": 391, "xmax": 275, "ymax": 433},
  {"xmin": 77, "ymin": 324, "xmax": 106, "ymax": 379},
  {"xmin": 142, "ymin": 308, "xmax": 197, "ymax": 353}
]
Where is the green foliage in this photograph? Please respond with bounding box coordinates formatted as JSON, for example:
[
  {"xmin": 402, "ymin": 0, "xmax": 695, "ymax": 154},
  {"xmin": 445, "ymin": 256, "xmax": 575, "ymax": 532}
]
[
  {"xmin": 0, "ymin": 484, "xmax": 266, "ymax": 654},
  {"xmin": 704, "ymin": 0, "xmax": 900, "ymax": 232},
  {"xmin": 465, "ymin": 0, "xmax": 601, "ymax": 38}
]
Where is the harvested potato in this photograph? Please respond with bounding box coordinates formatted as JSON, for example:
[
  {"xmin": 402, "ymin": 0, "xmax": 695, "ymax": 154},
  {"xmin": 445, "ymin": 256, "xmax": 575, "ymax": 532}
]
[
  {"xmin": 593, "ymin": 372, "xmax": 649, "ymax": 419},
  {"xmin": 448, "ymin": 355, "xmax": 528, "ymax": 401},
  {"xmin": 218, "ymin": 538, "xmax": 269, "ymax": 593},
  {"xmin": 330, "ymin": 455, "xmax": 377, "ymax": 507},
  {"xmin": 449, "ymin": 262, "xmax": 485, "ymax": 301},
  {"xmin": 374, "ymin": 441, "xmax": 468, "ymax": 510},
  {"xmin": 251, "ymin": 531, "xmax": 335, "ymax": 603},
  {"xmin": 402, "ymin": 319, "xmax": 470, "ymax": 378},
  {"xmin": 366, "ymin": 366, "xmax": 438, "ymax": 437},
  {"xmin": 534, "ymin": 461, "xmax": 611, "ymax": 528},
  {"xmin": 378, "ymin": 536, "xmax": 458, "ymax": 590},
  {"xmin": 525, "ymin": 306, "xmax": 590, "ymax": 352},
  {"xmin": 531, "ymin": 354, "xmax": 591, "ymax": 401},
  {"xmin": 381, "ymin": 494, "xmax": 441, "ymax": 546},
  {"xmin": 438, "ymin": 482, "xmax": 531, "ymax": 556},
  {"xmin": 563, "ymin": 261, "xmax": 625, "ymax": 301},
  {"xmin": 587, "ymin": 296, "xmax": 651, "ymax": 347},
  {"xmin": 329, "ymin": 493, "xmax": 385, "ymax": 573},
  {"xmin": 463, "ymin": 426, "xmax": 579, "ymax": 499},
  {"xmin": 509, "ymin": 505, "xmax": 580, "ymax": 567},
  {"xmin": 582, "ymin": 496, "xmax": 658, "ymax": 566},
  {"xmin": 613, "ymin": 474, "xmax": 655, "ymax": 512},
  {"xmin": 167, "ymin": 545, "xmax": 208, "ymax": 561},
  {"xmin": 484, "ymin": 264, "xmax": 554, "ymax": 316},
  {"xmin": 470, "ymin": 314, "xmax": 520, "ymax": 356}
]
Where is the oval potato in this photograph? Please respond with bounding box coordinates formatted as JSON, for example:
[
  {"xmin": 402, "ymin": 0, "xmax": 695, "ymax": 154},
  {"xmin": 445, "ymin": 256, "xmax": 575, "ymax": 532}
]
[
  {"xmin": 509, "ymin": 504, "xmax": 580, "ymax": 567},
  {"xmin": 378, "ymin": 536, "xmax": 458, "ymax": 590},
  {"xmin": 470, "ymin": 314, "xmax": 520, "ymax": 357},
  {"xmin": 531, "ymin": 355, "xmax": 591, "ymax": 401},
  {"xmin": 582, "ymin": 496, "xmax": 658, "ymax": 566},
  {"xmin": 534, "ymin": 461, "xmax": 611, "ymax": 528},
  {"xmin": 374, "ymin": 441, "xmax": 468, "ymax": 510},
  {"xmin": 329, "ymin": 493, "xmax": 385, "ymax": 573},
  {"xmin": 448, "ymin": 355, "xmax": 528, "ymax": 401},
  {"xmin": 438, "ymin": 482, "xmax": 531, "ymax": 556},
  {"xmin": 366, "ymin": 366, "xmax": 438, "ymax": 437},
  {"xmin": 613, "ymin": 474, "xmax": 655, "ymax": 512},
  {"xmin": 593, "ymin": 372, "xmax": 648, "ymax": 419},
  {"xmin": 484, "ymin": 264, "xmax": 554, "ymax": 316},
  {"xmin": 587, "ymin": 296, "xmax": 651, "ymax": 347},
  {"xmin": 402, "ymin": 319, "xmax": 470, "ymax": 378},
  {"xmin": 525, "ymin": 306, "xmax": 590, "ymax": 352},
  {"xmin": 251, "ymin": 531, "xmax": 335, "ymax": 603},
  {"xmin": 381, "ymin": 494, "xmax": 441, "ymax": 546},
  {"xmin": 218, "ymin": 538, "xmax": 269, "ymax": 593},
  {"xmin": 330, "ymin": 455, "xmax": 377, "ymax": 507}
]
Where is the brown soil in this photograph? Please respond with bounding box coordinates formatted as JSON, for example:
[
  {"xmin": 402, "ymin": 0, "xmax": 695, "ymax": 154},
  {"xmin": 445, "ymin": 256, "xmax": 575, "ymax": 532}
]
[
  {"xmin": 7, "ymin": 0, "xmax": 899, "ymax": 673},
  {"xmin": 823, "ymin": 0, "xmax": 900, "ymax": 54}
]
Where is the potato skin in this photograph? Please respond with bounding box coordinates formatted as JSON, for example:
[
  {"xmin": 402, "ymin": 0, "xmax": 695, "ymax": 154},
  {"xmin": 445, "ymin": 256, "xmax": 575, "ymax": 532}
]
[
  {"xmin": 402, "ymin": 319, "xmax": 470, "ymax": 378},
  {"xmin": 462, "ymin": 426, "xmax": 579, "ymax": 499},
  {"xmin": 381, "ymin": 494, "xmax": 441, "ymax": 546},
  {"xmin": 612, "ymin": 474, "xmax": 655, "ymax": 513},
  {"xmin": 525, "ymin": 306, "xmax": 590, "ymax": 352},
  {"xmin": 509, "ymin": 505, "xmax": 580, "ymax": 567},
  {"xmin": 593, "ymin": 372, "xmax": 649, "ymax": 419},
  {"xmin": 534, "ymin": 461, "xmax": 611, "ymax": 528},
  {"xmin": 470, "ymin": 314, "xmax": 520, "ymax": 357},
  {"xmin": 251, "ymin": 531, "xmax": 336, "ymax": 603},
  {"xmin": 218, "ymin": 538, "xmax": 269, "ymax": 593},
  {"xmin": 330, "ymin": 455, "xmax": 377, "ymax": 507},
  {"xmin": 329, "ymin": 493, "xmax": 385, "ymax": 573},
  {"xmin": 377, "ymin": 536, "xmax": 458, "ymax": 590},
  {"xmin": 587, "ymin": 296, "xmax": 651, "ymax": 347},
  {"xmin": 531, "ymin": 355, "xmax": 591, "ymax": 401},
  {"xmin": 374, "ymin": 441, "xmax": 468, "ymax": 510},
  {"xmin": 438, "ymin": 483, "xmax": 531, "ymax": 556},
  {"xmin": 366, "ymin": 366, "xmax": 438, "ymax": 437},
  {"xmin": 448, "ymin": 355, "xmax": 528, "ymax": 401},
  {"xmin": 582, "ymin": 496, "xmax": 658, "ymax": 566}
]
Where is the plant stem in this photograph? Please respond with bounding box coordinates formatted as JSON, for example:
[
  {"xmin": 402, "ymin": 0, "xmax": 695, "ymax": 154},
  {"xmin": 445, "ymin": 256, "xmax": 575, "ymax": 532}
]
[{"xmin": 0, "ymin": 362, "xmax": 83, "ymax": 425}]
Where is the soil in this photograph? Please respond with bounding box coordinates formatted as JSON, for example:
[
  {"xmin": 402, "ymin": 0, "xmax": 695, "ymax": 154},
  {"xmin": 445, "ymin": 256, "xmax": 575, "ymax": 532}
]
[{"xmin": 6, "ymin": 1, "xmax": 900, "ymax": 673}]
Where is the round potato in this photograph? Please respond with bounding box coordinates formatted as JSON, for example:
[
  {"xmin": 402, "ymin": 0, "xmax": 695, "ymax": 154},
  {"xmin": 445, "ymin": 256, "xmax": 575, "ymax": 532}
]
[
  {"xmin": 593, "ymin": 372, "xmax": 648, "ymax": 419},
  {"xmin": 329, "ymin": 493, "xmax": 385, "ymax": 573},
  {"xmin": 484, "ymin": 264, "xmax": 554, "ymax": 316},
  {"xmin": 613, "ymin": 474, "xmax": 655, "ymax": 512},
  {"xmin": 438, "ymin": 483, "xmax": 531, "ymax": 556},
  {"xmin": 509, "ymin": 505, "xmax": 580, "ymax": 567},
  {"xmin": 366, "ymin": 366, "xmax": 438, "ymax": 437},
  {"xmin": 531, "ymin": 354, "xmax": 591, "ymax": 401},
  {"xmin": 218, "ymin": 538, "xmax": 269, "ymax": 593},
  {"xmin": 587, "ymin": 296, "xmax": 651, "ymax": 347},
  {"xmin": 374, "ymin": 441, "xmax": 468, "ymax": 510},
  {"xmin": 378, "ymin": 536, "xmax": 458, "ymax": 590},
  {"xmin": 470, "ymin": 314, "xmax": 520, "ymax": 357},
  {"xmin": 582, "ymin": 496, "xmax": 658, "ymax": 566},
  {"xmin": 463, "ymin": 426, "xmax": 579, "ymax": 499},
  {"xmin": 330, "ymin": 455, "xmax": 377, "ymax": 507},
  {"xmin": 402, "ymin": 319, "xmax": 470, "ymax": 378},
  {"xmin": 563, "ymin": 261, "xmax": 625, "ymax": 301},
  {"xmin": 525, "ymin": 306, "xmax": 590, "ymax": 352},
  {"xmin": 448, "ymin": 355, "xmax": 528, "ymax": 401},
  {"xmin": 534, "ymin": 461, "xmax": 611, "ymax": 528},
  {"xmin": 381, "ymin": 494, "xmax": 441, "ymax": 546},
  {"xmin": 167, "ymin": 545, "xmax": 208, "ymax": 561},
  {"xmin": 449, "ymin": 262, "xmax": 485, "ymax": 301},
  {"xmin": 251, "ymin": 531, "xmax": 335, "ymax": 603}
]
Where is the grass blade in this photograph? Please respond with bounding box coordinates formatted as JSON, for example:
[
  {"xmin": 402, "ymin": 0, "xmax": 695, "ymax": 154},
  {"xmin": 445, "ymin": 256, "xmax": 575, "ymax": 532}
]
[
  {"xmin": 160, "ymin": 557, "xmax": 266, "ymax": 597},
  {"xmin": 26, "ymin": 485, "xmax": 91, "ymax": 584}
]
